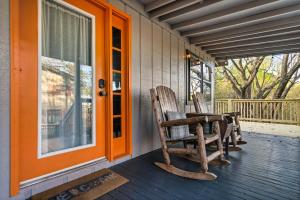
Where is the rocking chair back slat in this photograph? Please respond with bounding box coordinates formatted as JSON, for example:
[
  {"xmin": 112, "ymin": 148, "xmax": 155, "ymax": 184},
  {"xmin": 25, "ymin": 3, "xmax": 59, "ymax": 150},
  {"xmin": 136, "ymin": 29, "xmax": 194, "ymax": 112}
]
[
  {"xmin": 150, "ymin": 88, "xmax": 171, "ymax": 140},
  {"xmin": 156, "ymin": 86, "xmax": 179, "ymax": 115},
  {"xmin": 193, "ymin": 92, "xmax": 209, "ymax": 113}
]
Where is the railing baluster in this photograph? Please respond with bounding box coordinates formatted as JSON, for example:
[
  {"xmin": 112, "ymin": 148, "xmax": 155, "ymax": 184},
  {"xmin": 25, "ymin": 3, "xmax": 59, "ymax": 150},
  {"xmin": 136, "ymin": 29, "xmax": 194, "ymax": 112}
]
[{"xmin": 214, "ymin": 99, "xmax": 299, "ymax": 125}]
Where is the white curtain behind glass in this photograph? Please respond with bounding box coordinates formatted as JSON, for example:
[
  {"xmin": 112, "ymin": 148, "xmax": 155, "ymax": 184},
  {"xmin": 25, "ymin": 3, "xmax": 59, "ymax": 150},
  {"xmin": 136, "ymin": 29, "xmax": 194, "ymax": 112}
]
[{"xmin": 41, "ymin": 0, "xmax": 93, "ymax": 154}]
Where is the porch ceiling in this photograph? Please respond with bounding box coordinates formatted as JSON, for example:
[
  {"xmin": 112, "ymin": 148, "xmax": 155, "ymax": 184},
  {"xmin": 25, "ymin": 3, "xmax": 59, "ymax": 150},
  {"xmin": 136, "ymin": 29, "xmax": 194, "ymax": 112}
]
[{"xmin": 138, "ymin": 0, "xmax": 300, "ymax": 64}]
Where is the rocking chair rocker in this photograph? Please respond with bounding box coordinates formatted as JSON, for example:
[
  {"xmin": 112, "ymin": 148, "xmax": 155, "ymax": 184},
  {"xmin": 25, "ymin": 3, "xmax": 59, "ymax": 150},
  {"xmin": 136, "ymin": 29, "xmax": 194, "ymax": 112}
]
[{"xmin": 150, "ymin": 86, "xmax": 230, "ymax": 180}]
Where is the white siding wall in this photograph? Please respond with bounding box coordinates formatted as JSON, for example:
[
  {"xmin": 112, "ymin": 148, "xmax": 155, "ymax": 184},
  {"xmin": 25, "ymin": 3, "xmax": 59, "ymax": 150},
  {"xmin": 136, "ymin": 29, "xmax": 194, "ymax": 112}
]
[{"xmin": 108, "ymin": 0, "xmax": 216, "ymax": 157}]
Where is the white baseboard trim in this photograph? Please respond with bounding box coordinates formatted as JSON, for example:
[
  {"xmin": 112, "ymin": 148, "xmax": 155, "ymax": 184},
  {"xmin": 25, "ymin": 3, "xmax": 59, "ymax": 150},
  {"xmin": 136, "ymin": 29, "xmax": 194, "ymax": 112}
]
[{"xmin": 19, "ymin": 155, "xmax": 132, "ymax": 199}]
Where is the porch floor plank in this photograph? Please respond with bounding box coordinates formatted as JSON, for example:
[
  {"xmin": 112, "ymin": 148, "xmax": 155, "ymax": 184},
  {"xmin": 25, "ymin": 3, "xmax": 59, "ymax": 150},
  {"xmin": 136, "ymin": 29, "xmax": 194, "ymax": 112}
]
[{"xmin": 97, "ymin": 133, "xmax": 300, "ymax": 200}]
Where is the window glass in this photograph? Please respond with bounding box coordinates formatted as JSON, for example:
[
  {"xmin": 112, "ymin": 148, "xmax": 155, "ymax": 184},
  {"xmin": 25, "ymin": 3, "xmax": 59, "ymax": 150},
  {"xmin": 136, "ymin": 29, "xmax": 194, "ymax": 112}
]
[
  {"xmin": 189, "ymin": 61, "xmax": 202, "ymax": 99},
  {"xmin": 40, "ymin": 0, "xmax": 93, "ymax": 155},
  {"xmin": 113, "ymin": 95, "xmax": 121, "ymax": 115},
  {"xmin": 113, "ymin": 118, "xmax": 122, "ymax": 138},
  {"xmin": 113, "ymin": 50, "xmax": 121, "ymax": 70},
  {"xmin": 203, "ymin": 64, "xmax": 211, "ymax": 81},
  {"xmin": 186, "ymin": 50, "xmax": 212, "ymax": 105},
  {"xmin": 113, "ymin": 72, "xmax": 121, "ymax": 92},
  {"xmin": 112, "ymin": 27, "xmax": 121, "ymax": 49}
]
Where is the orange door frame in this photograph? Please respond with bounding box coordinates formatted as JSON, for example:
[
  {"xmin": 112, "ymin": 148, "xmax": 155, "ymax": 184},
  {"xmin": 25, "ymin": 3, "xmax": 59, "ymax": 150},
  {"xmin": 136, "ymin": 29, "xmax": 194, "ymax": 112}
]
[{"xmin": 10, "ymin": 0, "xmax": 132, "ymax": 196}]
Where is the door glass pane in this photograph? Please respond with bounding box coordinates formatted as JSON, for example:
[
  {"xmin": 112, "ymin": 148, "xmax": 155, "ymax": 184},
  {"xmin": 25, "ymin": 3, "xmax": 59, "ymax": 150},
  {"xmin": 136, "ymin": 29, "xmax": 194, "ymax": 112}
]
[
  {"xmin": 113, "ymin": 72, "xmax": 121, "ymax": 92},
  {"xmin": 113, "ymin": 118, "xmax": 121, "ymax": 138},
  {"xmin": 113, "ymin": 95, "xmax": 121, "ymax": 115},
  {"xmin": 40, "ymin": 0, "xmax": 94, "ymax": 155},
  {"xmin": 112, "ymin": 27, "xmax": 121, "ymax": 49},
  {"xmin": 113, "ymin": 50, "xmax": 121, "ymax": 70}
]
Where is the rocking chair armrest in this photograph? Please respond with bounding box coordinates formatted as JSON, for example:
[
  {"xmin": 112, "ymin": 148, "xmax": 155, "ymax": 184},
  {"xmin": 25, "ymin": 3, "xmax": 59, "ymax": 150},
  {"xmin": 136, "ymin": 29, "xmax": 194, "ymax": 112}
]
[
  {"xmin": 186, "ymin": 112, "xmax": 221, "ymax": 117},
  {"xmin": 161, "ymin": 115, "xmax": 223, "ymax": 127},
  {"xmin": 186, "ymin": 113, "xmax": 224, "ymax": 120},
  {"xmin": 223, "ymin": 112, "xmax": 241, "ymax": 117}
]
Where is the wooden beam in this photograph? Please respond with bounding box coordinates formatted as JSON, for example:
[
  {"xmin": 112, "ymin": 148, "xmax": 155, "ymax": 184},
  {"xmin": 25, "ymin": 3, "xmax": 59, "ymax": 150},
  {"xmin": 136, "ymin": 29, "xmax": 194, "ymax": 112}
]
[
  {"xmin": 144, "ymin": 0, "xmax": 175, "ymax": 12},
  {"xmin": 197, "ymin": 26, "xmax": 300, "ymax": 46},
  {"xmin": 216, "ymin": 48, "xmax": 300, "ymax": 59},
  {"xmin": 159, "ymin": 0, "xmax": 221, "ymax": 22},
  {"xmin": 172, "ymin": 0, "xmax": 278, "ymax": 29},
  {"xmin": 212, "ymin": 44, "xmax": 300, "ymax": 57},
  {"xmin": 202, "ymin": 32, "xmax": 300, "ymax": 51},
  {"xmin": 207, "ymin": 39, "xmax": 300, "ymax": 54},
  {"xmin": 190, "ymin": 16, "xmax": 300, "ymax": 44},
  {"xmin": 181, "ymin": 3, "xmax": 300, "ymax": 37},
  {"xmin": 149, "ymin": 0, "xmax": 202, "ymax": 18}
]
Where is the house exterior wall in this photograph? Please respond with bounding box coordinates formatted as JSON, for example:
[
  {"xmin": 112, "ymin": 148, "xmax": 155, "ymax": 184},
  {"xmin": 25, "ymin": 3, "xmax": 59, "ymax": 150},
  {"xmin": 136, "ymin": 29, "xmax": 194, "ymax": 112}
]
[
  {"xmin": 0, "ymin": 0, "xmax": 215, "ymax": 199},
  {"xmin": 107, "ymin": 0, "xmax": 216, "ymax": 157},
  {"xmin": 0, "ymin": 0, "xmax": 11, "ymax": 199}
]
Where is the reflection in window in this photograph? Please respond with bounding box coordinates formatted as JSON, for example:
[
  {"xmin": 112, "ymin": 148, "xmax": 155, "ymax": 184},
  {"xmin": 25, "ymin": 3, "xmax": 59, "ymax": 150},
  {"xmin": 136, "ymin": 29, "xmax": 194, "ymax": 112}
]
[
  {"xmin": 186, "ymin": 50, "xmax": 212, "ymax": 105},
  {"xmin": 40, "ymin": 0, "xmax": 93, "ymax": 155},
  {"xmin": 203, "ymin": 64, "xmax": 211, "ymax": 81},
  {"xmin": 113, "ymin": 50, "xmax": 121, "ymax": 70},
  {"xmin": 112, "ymin": 27, "xmax": 121, "ymax": 49},
  {"xmin": 113, "ymin": 118, "xmax": 121, "ymax": 138},
  {"xmin": 190, "ymin": 62, "xmax": 202, "ymax": 99},
  {"xmin": 203, "ymin": 82, "xmax": 212, "ymax": 101},
  {"xmin": 113, "ymin": 95, "xmax": 121, "ymax": 115},
  {"xmin": 113, "ymin": 73, "xmax": 121, "ymax": 92}
]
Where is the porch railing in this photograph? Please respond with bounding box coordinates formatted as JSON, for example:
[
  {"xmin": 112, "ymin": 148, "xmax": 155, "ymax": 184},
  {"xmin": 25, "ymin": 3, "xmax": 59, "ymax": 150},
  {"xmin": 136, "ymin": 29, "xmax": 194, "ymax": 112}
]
[{"xmin": 215, "ymin": 99, "xmax": 300, "ymax": 125}]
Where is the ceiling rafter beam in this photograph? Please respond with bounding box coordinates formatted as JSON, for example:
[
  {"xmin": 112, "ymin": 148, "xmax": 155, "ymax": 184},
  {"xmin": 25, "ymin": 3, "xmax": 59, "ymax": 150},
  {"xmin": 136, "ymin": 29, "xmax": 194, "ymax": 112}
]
[
  {"xmin": 159, "ymin": 0, "xmax": 221, "ymax": 22},
  {"xmin": 202, "ymin": 32, "xmax": 300, "ymax": 51},
  {"xmin": 172, "ymin": 0, "xmax": 278, "ymax": 30},
  {"xmin": 144, "ymin": 0, "xmax": 175, "ymax": 12},
  {"xmin": 149, "ymin": 0, "xmax": 202, "ymax": 18},
  {"xmin": 197, "ymin": 26, "xmax": 300, "ymax": 46},
  {"xmin": 207, "ymin": 39, "xmax": 300, "ymax": 54},
  {"xmin": 211, "ymin": 44, "xmax": 300, "ymax": 57},
  {"xmin": 181, "ymin": 3, "xmax": 300, "ymax": 37},
  {"xmin": 216, "ymin": 48, "xmax": 300, "ymax": 59},
  {"xmin": 190, "ymin": 16, "xmax": 300, "ymax": 44}
]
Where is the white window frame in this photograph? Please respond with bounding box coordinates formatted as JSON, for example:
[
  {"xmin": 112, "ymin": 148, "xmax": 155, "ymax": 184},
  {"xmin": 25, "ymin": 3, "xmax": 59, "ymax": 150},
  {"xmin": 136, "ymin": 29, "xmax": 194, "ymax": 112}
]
[{"xmin": 37, "ymin": 0, "xmax": 96, "ymax": 159}]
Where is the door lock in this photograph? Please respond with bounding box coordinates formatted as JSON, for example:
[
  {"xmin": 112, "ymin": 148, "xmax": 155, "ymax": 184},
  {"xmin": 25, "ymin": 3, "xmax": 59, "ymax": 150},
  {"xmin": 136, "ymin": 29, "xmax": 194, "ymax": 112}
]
[
  {"xmin": 98, "ymin": 79, "xmax": 105, "ymax": 89},
  {"xmin": 99, "ymin": 90, "xmax": 107, "ymax": 96},
  {"xmin": 98, "ymin": 79, "xmax": 107, "ymax": 96}
]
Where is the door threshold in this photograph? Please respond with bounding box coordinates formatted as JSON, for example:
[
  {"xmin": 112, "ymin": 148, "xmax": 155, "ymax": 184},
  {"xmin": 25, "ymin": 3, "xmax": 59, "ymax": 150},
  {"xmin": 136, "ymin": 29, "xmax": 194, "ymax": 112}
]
[{"xmin": 20, "ymin": 157, "xmax": 107, "ymax": 188}]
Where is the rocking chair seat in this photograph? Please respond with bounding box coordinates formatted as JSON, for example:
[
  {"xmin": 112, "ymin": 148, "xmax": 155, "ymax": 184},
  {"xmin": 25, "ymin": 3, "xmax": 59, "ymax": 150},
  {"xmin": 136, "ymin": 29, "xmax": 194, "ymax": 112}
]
[{"xmin": 166, "ymin": 133, "xmax": 219, "ymax": 145}]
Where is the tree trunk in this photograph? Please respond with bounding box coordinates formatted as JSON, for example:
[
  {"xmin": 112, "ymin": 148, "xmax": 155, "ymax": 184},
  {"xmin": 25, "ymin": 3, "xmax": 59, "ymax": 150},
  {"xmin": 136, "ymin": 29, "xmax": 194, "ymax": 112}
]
[{"xmin": 273, "ymin": 54, "xmax": 300, "ymax": 99}]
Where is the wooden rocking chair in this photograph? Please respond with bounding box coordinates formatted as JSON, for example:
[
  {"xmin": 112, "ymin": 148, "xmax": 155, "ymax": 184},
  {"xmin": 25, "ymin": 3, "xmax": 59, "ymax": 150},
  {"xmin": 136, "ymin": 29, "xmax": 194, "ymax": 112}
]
[
  {"xmin": 192, "ymin": 92, "xmax": 247, "ymax": 151},
  {"xmin": 150, "ymin": 86, "xmax": 230, "ymax": 180}
]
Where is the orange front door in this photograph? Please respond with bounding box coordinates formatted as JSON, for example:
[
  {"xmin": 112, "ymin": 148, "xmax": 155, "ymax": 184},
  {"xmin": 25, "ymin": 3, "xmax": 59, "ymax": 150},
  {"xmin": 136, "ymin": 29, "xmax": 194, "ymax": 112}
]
[{"xmin": 18, "ymin": 0, "xmax": 107, "ymax": 182}]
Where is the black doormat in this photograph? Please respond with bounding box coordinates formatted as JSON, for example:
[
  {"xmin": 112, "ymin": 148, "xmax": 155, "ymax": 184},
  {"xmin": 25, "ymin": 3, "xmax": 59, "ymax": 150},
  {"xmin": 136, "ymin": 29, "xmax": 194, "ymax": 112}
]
[{"xmin": 29, "ymin": 168, "xmax": 128, "ymax": 200}]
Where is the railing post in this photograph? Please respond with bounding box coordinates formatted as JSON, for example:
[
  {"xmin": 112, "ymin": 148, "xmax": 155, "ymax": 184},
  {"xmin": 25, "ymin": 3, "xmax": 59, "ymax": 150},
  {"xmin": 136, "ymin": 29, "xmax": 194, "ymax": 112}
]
[{"xmin": 228, "ymin": 99, "xmax": 232, "ymax": 113}]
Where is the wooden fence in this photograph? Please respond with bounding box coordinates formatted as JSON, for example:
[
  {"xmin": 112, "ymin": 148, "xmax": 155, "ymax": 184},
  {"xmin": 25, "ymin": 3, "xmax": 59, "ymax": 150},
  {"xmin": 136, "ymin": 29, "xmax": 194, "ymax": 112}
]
[{"xmin": 215, "ymin": 99, "xmax": 300, "ymax": 125}]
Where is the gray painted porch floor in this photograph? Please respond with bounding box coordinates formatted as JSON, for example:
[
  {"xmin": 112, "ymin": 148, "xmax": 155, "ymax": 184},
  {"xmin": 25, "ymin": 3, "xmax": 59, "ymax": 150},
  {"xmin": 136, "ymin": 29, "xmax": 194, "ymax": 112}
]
[{"xmin": 98, "ymin": 133, "xmax": 300, "ymax": 200}]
